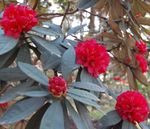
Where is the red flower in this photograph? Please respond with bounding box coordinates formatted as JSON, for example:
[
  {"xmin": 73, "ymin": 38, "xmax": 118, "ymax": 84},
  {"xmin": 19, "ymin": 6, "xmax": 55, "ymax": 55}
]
[
  {"xmin": 135, "ymin": 54, "xmax": 148, "ymax": 73},
  {"xmin": 115, "ymin": 91, "xmax": 149, "ymax": 123},
  {"xmin": 135, "ymin": 40, "xmax": 147, "ymax": 55},
  {"xmin": 75, "ymin": 39, "xmax": 110, "ymax": 77},
  {"xmin": 0, "ymin": 102, "xmax": 8, "ymax": 108},
  {"xmin": 0, "ymin": 4, "xmax": 38, "ymax": 38},
  {"xmin": 48, "ymin": 77, "xmax": 67, "ymax": 97}
]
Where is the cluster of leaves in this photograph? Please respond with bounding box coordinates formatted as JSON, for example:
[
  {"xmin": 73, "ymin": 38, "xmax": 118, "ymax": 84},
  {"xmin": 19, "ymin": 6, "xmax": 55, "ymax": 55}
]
[{"xmin": 0, "ymin": 0, "xmax": 149, "ymax": 129}]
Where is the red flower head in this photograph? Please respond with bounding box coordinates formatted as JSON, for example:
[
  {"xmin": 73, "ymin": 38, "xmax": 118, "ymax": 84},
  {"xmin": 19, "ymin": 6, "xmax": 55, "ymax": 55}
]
[
  {"xmin": 115, "ymin": 91, "xmax": 149, "ymax": 123},
  {"xmin": 0, "ymin": 4, "xmax": 38, "ymax": 38},
  {"xmin": 135, "ymin": 40, "xmax": 147, "ymax": 55},
  {"xmin": 135, "ymin": 54, "xmax": 148, "ymax": 73},
  {"xmin": 48, "ymin": 77, "xmax": 67, "ymax": 97},
  {"xmin": 0, "ymin": 102, "xmax": 8, "ymax": 108},
  {"xmin": 75, "ymin": 39, "xmax": 110, "ymax": 78}
]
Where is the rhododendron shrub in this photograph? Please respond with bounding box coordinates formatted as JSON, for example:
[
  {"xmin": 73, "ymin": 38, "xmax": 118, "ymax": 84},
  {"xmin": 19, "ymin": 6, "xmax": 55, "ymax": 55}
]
[{"xmin": 0, "ymin": 0, "xmax": 149, "ymax": 129}]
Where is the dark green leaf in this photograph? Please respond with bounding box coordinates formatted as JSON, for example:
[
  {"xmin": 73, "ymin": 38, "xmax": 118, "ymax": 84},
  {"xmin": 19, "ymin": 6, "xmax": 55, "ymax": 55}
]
[
  {"xmin": 75, "ymin": 102, "xmax": 95, "ymax": 129},
  {"xmin": 100, "ymin": 110, "xmax": 121, "ymax": 127},
  {"xmin": 67, "ymin": 24, "xmax": 86, "ymax": 35},
  {"xmin": 68, "ymin": 88, "xmax": 99, "ymax": 101},
  {"xmin": 32, "ymin": 26, "xmax": 62, "ymax": 36},
  {"xmin": 61, "ymin": 46, "xmax": 79, "ymax": 80},
  {"xmin": 18, "ymin": 62, "xmax": 48, "ymax": 86},
  {"xmin": 40, "ymin": 101, "xmax": 64, "ymax": 129},
  {"xmin": 19, "ymin": 87, "xmax": 49, "ymax": 97},
  {"xmin": 66, "ymin": 100, "xmax": 87, "ymax": 129},
  {"xmin": 17, "ymin": 44, "xmax": 31, "ymax": 63},
  {"xmin": 30, "ymin": 35, "xmax": 61, "ymax": 57},
  {"xmin": 0, "ymin": 67, "xmax": 27, "ymax": 81},
  {"xmin": 41, "ymin": 51, "xmax": 60, "ymax": 70},
  {"xmin": 80, "ymin": 69, "xmax": 99, "ymax": 84},
  {"xmin": 0, "ymin": 80, "xmax": 34, "ymax": 103},
  {"xmin": 72, "ymin": 82, "xmax": 105, "ymax": 92},
  {"xmin": 67, "ymin": 93, "xmax": 100, "ymax": 109},
  {"xmin": 47, "ymin": 23, "xmax": 63, "ymax": 35},
  {"xmin": 78, "ymin": 0, "xmax": 99, "ymax": 9},
  {"xmin": 122, "ymin": 121, "xmax": 137, "ymax": 129},
  {"xmin": 0, "ymin": 48, "xmax": 18, "ymax": 68},
  {"xmin": 0, "ymin": 98, "xmax": 45, "ymax": 124},
  {"xmin": 25, "ymin": 103, "xmax": 50, "ymax": 129},
  {"xmin": 0, "ymin": 35, "xmax": 18, "ymax": 55}
]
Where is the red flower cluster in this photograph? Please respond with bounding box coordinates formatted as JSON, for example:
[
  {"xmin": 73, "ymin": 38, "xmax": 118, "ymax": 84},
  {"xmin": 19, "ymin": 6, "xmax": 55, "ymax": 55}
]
[
  {"xmin": 135, "ymin": 54, "xmax": 148, "ymax": 73},
  {"xmin": 0, "ymin": 4, "xmax": 38, "ymax": 38},
  {"xmin": 115, "ymin": 91, "xmax": 149, "ymax": 123},
  {"xmin": 135, "ymin": 40, "xmax": 147, "ymax": 55},
  {"xmin": 48, "ymin": 77, "xmax": 67, "ymax": 97},
  {"xmin": 0, "ymin": 102, "xmax": 8, "ymax": 108},
  {"xmin": 75, "ymin": 39, "xmax": 110, "ymax": 77}
]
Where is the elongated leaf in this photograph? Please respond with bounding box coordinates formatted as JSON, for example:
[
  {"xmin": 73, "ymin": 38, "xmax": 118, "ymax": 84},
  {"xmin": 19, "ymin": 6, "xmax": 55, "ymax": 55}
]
[
  {"xmin": 75, "ymin": 102, "xmax": 95, "ymax": 129},
  {"xmin": 122, "ymin": 121, "xmax": 137, "ymax": 129},
  {"xmin": 32, "ymin": 26, "xmax": 62, "ymax": 36},
  {"xmin": 0, "ymin": 80, "xmax": 34, "ymax": 103},
  {"xmin": 100, "ymin": 110, "xmax": 121, "ymax": 127},
  {"xmin": 66, "ymin": 100, "xmax": 87, "ymax": 129},
  {"xmin": 0, "ymin": 35, "xmax": 18, "ymax": 55},
  {"xmin": 43, "ymin": 22, "xmax": 63, "ymax": 35},
  {"xmin": 67, "ymin": 24, "xmax": 86, "ymax": 35},
  {"xmin": 61, "ymin": 46, "xmax": 79, "ymax": 80},
  {"xmin": 41, "ymin": 51, "xmax": 60, "ymax": 70},
  {"xmin": 0, "ymin": 98, "xmax": 45, "ymax": 124},
  {"xmin": 80, "ymin": 68, "xmax": 99, "ymax": 84},
  {"xmin": 0, "ymin": 67, "xmax": 27, "ymax": 81},
  {"xmin": 72, "ymin": 82, "xmax": 105, "ymax": 92},
  {"xmin": 68, "ymin": 93, "xmax": 100, "ymax": 109},
  {"xmin": 25, "ymin": 103, "xmax": 50, "ymax": 129},
  {"xmin": 68, "ymin": 88, "xmax": 99, "ymax": 101},
  {"xmin": 30, "ymin": 35, "xmax": 61, "ymax": 57},
  {"xmin": 0, "ymin": 48, "xmax": 18, "ymax": 68},
  {"xmin": 40, "ymin": 101, "xmax": 64, "ymax": 129},
  {"xmin": 78, "ymin": 0, "xmax": 99, "ymax": 9},
  {"xmin": 17, "ymin": 44, "xmax": 31, "ymax": 64},
  {"xmin": 18, "ymin": 62, "xmax": 48, "ymax": 86},
  {"xmin": 19, "ymin": 88, "xmax": 49, "ymax": 97}
]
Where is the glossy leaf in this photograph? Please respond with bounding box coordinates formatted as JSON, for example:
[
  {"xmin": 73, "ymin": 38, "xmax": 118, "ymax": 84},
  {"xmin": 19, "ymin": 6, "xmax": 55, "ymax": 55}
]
[
  {"xmin": 67, "ymin": 93, "xmax": 100, "ymax": 109},
  {"xmin": 0, "ymin": 98, "xmax": 45, "ymax": 125},
  {"xmin": 67, "ymin": 24, "xmax": 86, "ymax": 36},
  {"xmin": 32, "ymin": 26, "xmax": 62, "ymax": 36},
  {"xmin": 40, "ymin": 101, "xmax": 64, "ymax": 129},
  {"xmin": 0, "ymin": 67, "xmax": 27, "ymax": 81},
  {"xmin": 25, "ymin": 103, "xmax": 50, "ymax": 129},
  {"xmin": 72, "ymin": 82, "xmax": 105, "ymax": 92},
  {"xmin": 41, "ymin": 51, "xmax": 60, "ymax": 70},
  {"xmin": 68, "ymin": 88, "xmax": 99, "ymax": 101},
  {"xmin": 16, "ymin": 44, "xmax": 31, "ymax": 64},
  {"xmin": 0, "ymin": 35, "xmax": 18, "ymax": 55},
  {"xmin": 18, "ymin": 62, "xmax": 48, "ymax": 86},
  {"xmin": 30, "ymin": 35, "xmax": 61, "ymax": 57},
  {"xmin": 66, "ymin": 100, "xmax": 87, "ymax": 129},
  {"xmin": 0, "ymin": 80, "xmax": 34, "ymax": 103},
  {"xmin": 19, "ymin": 87, "xmax": 49, "ymax": 97},
  {"xmin": 61, "ymin": 46, "xmax": 79, "ymax": 80},
  {"xmin": 100, "ymin": 110, "xmax": 121, "ymax": 127}
]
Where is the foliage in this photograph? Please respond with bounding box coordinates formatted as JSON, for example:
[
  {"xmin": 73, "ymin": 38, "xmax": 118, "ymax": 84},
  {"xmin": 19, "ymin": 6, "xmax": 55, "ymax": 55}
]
[{"xmin": 0, "ymin": 0, "xmax": 149, "ymax": 129}]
